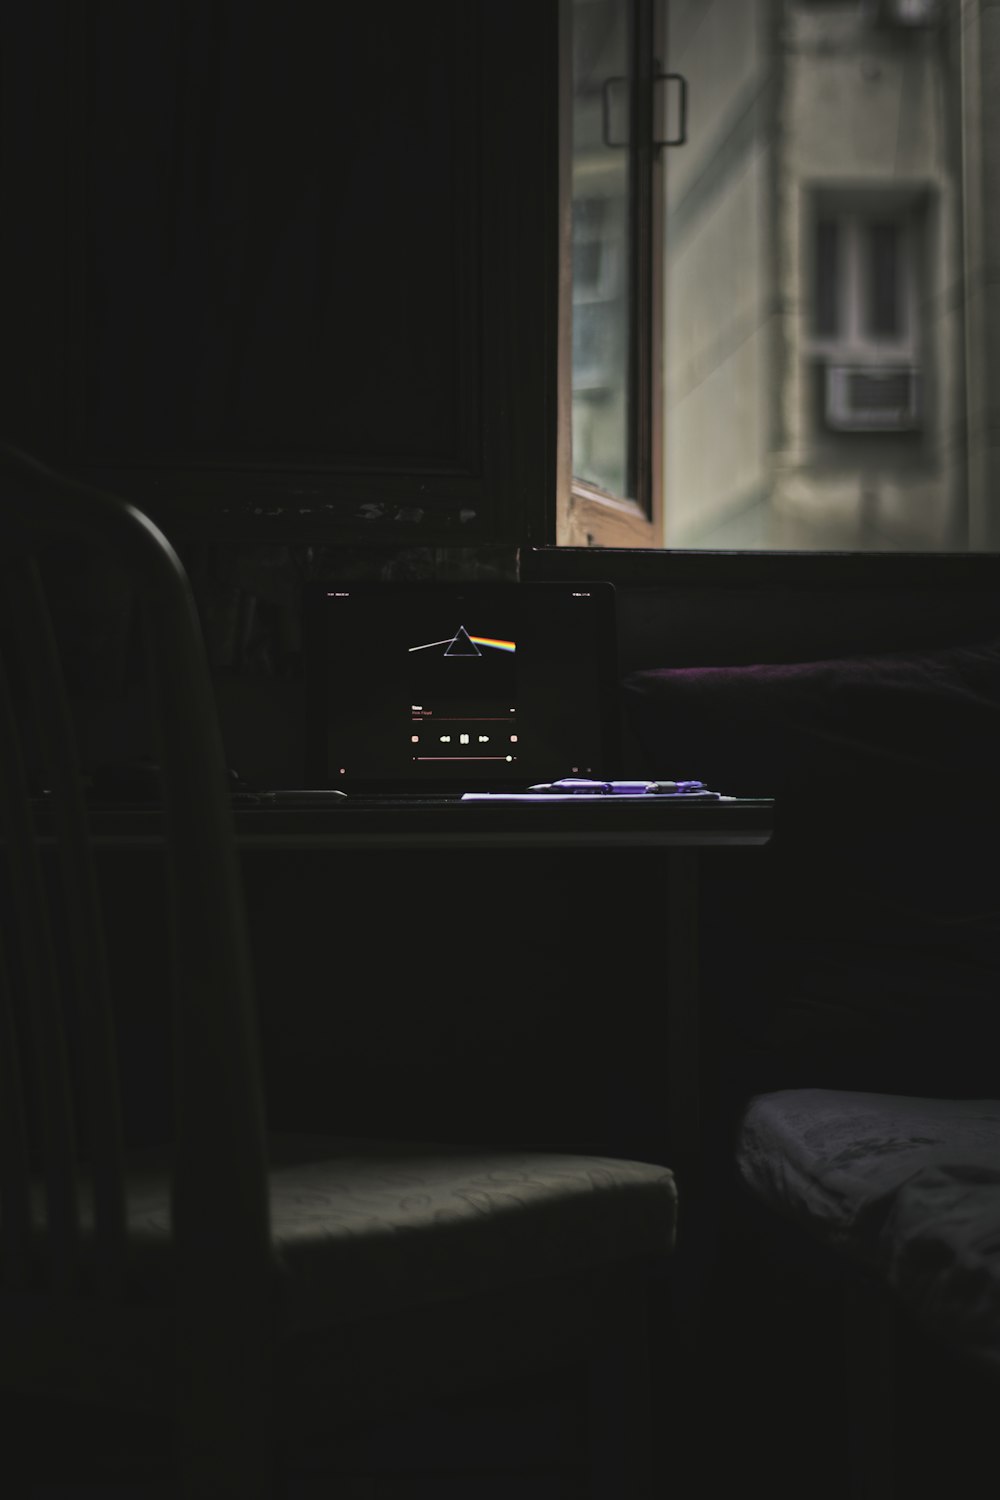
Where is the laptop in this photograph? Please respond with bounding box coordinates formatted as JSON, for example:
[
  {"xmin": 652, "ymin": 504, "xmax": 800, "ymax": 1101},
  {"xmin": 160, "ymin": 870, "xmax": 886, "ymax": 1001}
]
[{"xmin": 302, "ymin": 578, "xmax": 619, "ymax": 802}]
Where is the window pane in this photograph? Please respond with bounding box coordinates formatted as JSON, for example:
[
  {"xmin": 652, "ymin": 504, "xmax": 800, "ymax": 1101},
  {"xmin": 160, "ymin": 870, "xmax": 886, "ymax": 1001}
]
[
  {"xmin": 867, "ymin": 222, "xmax": 901, "ymax": 339},
  {"xmin": 570, "ymin": 0, "xmax": 633, "ymax": 499},
  {"xmin": 814, "ymin": 219, "xmax": 839, "ymax": 338}
]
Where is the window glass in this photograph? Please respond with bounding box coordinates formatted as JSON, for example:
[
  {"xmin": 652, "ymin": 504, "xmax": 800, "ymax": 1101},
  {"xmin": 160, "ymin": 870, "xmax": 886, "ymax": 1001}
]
[
  {"xmin": 814, "ymin": 219, "xmax": 840, "ymax": 339},
  {"xmin": 569, "ymin": 0, "xmax": 634, "ymax": 501},
  {"xmin": 867, "ymin": 223, "xmax": 902, "ymax": 339}
]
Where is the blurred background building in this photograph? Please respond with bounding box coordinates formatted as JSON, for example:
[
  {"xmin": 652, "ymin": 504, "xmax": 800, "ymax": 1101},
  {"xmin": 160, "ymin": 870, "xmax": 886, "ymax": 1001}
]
[{"xmin": 571, "ymin": 0, "xmax": 1000, "ymax": 551}]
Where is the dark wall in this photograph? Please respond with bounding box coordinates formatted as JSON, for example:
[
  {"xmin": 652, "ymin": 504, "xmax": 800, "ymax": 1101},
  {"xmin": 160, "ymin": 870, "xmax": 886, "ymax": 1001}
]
[{"xmin": 2, "ymin": 0, "xmax": 558, "ymax": 553}]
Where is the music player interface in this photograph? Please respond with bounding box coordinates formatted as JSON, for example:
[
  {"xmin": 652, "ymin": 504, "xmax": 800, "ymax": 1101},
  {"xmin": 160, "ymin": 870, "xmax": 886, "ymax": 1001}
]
[
  {"xmin": 406, "ymin": 618, "xmax": 518, "ymax": 768},
  {"xmin": 311, "ymin": 583, "xmax": 613, "ymax": 788}
]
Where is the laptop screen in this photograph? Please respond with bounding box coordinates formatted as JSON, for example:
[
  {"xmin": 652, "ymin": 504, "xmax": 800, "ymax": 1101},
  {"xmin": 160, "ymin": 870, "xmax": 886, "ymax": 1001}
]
[{"xmin": 303, "ymin": 579, "xmax": 619, "ymax": 794}]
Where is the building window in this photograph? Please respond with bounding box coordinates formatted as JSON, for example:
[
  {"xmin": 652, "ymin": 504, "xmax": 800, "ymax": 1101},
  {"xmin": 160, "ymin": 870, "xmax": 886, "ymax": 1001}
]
[
  {"xmin": 807, "ymin": 198, "xmax": 923, "ymax": 435},
  {"xmin": 810, "ymin": 205, "xmax": 918, "ymax": 358}
]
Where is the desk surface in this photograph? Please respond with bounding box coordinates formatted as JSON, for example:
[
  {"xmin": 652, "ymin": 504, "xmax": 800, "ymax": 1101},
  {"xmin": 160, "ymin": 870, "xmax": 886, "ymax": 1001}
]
[{"xmin": 81, "ymin": 797, "xmax": 774, "ymax": 850}]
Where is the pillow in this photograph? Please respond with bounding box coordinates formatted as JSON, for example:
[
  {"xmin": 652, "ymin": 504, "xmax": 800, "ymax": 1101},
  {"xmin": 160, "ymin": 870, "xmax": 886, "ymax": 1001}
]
[{"xmin": 623, "ymin": 641, "xmax": 1000, "ymax": 1099}]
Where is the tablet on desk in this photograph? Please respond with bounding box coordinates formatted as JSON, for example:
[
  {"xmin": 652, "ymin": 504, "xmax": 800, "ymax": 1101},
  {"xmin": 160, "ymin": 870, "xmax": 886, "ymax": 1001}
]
[{"xmin": 303, "ymin": 579, "xmax": 620, "ymax": 803}]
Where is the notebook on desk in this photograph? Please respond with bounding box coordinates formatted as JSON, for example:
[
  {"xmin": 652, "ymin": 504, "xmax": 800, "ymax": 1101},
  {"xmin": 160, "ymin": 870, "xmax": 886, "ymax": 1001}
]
[{"xmin": 302, "ymin": 579, "xmax": 620, "ymax": 802}]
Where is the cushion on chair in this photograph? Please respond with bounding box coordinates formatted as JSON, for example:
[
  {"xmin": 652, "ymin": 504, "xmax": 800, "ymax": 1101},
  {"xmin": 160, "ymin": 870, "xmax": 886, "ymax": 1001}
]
[
  {"xmin": 79, "ymin": 1138, "xmax": 676, "ymax": 1330},
  {"xmin": 737, "ymin": 1088, "xmax": 1000, "ymax": 1367},
  {"xmin": 622, "ymin": 639, "xmax": 1000, "ymax": 1097}
]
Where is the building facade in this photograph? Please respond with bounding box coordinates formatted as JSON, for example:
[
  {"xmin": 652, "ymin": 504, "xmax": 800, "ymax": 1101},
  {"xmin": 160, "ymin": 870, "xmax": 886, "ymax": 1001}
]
[{"xmin": 662, "ymin": 0, "xmax": 1000, "ymax": 551}]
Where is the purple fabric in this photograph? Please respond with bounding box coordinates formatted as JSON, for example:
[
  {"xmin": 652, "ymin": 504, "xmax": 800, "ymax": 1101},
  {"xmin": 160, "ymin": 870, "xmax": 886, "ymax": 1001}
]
[{"xmin": 623, "ymin": 639, "xmax": 1000, "ymax": 800}]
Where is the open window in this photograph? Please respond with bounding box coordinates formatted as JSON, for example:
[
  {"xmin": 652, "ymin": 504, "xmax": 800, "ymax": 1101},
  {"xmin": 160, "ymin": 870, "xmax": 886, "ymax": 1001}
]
[
  {"xmin": 557, "ymin": 0, "xmax": 665, "ymax": 547},
  {"xmin": 560, "ymin": 0, "xmax": 985, "ymax": 553}
]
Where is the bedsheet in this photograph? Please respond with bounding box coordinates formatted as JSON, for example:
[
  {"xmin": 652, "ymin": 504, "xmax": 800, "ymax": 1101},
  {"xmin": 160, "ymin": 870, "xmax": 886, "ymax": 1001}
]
[{"xmin": 737, "ymin": 1088, "xmax": 1000, "ymax": 1366}]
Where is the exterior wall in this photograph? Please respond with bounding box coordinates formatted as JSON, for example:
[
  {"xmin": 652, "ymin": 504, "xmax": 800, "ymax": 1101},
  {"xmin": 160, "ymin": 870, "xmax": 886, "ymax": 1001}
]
[
  {"xmin": 774, "ymin": 0, "xmax": 964, "ymax": 549},
  {"xmin": 961, "ymin": 0, "xmax": 1000, "ymax": 550},
  {"xmin": 663, "ymin": 0, "xmax": 779, "ymax": 546}
]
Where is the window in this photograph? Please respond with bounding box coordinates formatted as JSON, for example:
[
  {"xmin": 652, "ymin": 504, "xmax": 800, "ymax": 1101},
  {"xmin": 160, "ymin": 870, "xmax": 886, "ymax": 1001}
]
[
  {"xmin": 807, "ymin": 197, "xmax": 924, "ymax": 435},
  {"xmin": 558, "ymin": 0, "xmax": 664, "ymax": 547},
  {"xmin": 560, "ymin": 0, "xmax": 999, "ymax": 551},
  {"xmin": 809, "ymin": 204, "xmax": 919, "ymax": 357}
]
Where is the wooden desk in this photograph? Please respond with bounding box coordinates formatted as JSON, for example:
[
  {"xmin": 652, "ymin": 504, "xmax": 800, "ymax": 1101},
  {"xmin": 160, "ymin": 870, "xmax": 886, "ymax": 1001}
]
[{"xmin": 82, "ymin": 796, "xmax": 772, "ymax": 1194}]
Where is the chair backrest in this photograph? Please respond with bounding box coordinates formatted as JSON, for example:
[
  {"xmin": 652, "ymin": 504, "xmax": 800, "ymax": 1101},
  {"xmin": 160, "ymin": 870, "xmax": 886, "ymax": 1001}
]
[{"xmin": 0, "ymin": 442, "xmax": 273, "ymax": 1311}]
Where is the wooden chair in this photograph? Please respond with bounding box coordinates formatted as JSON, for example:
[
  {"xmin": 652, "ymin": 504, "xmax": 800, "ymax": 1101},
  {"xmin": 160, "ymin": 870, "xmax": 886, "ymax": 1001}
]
[{"xmin": 0, "ymin": 442, "xmax": 677, "ymax": 1498}]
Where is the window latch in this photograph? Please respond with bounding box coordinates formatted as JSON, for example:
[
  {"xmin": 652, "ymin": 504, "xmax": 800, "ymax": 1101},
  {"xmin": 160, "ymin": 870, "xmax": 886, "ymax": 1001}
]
[
  {"xmin": 601, "ymin": 71, "xmax": 688, "ymax": 150},
  {"xmin": 656, "ymin": 71, "xmax": 688, "ymax": 148}
]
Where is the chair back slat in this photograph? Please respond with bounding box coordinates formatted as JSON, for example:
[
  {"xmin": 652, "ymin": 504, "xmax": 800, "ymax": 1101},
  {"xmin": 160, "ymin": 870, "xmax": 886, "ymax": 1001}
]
[
  {"xmin": 0, "ymin": 929, "xmax": 33, "ymax": 1289},
  {"xmin": 0, "ymin": 442, "xmax": 274, "ymax": 1323},
  {"xmin": 142, "ymin": 562, "xmax": 273, "ymax": 1284},
  {"xmin": 0, "ymin": 628, "xmax": 80, "ymax": 1294},
  {"xmin": 6, "ymin": 558, "xmax": 127, "ymax": 1296}
]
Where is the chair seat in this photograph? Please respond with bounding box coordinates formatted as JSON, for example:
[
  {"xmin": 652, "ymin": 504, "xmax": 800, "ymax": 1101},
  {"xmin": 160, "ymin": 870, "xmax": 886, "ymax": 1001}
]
[
  {"xmin": 67, "ymin": 1136, "xmax": 676, "ymax": 1330},
  {"xmin": 736, "ymin": 1088, "xmax": 1000, "ymax": 1366},
  {"xmin": 12, "ymin": 1137, "xmax": 674, "ymax": 1425}
]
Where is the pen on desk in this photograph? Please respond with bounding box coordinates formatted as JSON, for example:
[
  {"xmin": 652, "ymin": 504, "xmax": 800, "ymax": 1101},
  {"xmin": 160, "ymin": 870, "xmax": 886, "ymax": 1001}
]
[
  {"xmin": 523, "ymin": 777, "xmax": 713, "ymax": 796},
  {"xmin": 646, "ymin": 780, "xmax": 706, "ymax": 794}
]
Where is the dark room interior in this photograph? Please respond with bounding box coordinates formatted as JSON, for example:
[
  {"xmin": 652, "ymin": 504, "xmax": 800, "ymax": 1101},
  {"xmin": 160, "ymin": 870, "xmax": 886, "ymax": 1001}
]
[{"xmin": 3, "ymin": 2, "xmax": 1000, "ymax": 1496}]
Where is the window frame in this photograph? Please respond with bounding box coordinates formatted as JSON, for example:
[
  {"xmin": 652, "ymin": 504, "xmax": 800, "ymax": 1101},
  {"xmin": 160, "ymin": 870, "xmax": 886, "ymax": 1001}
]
[{"xmin": 556, "ymin": 0, "xmax": 665, "ymax": 547}]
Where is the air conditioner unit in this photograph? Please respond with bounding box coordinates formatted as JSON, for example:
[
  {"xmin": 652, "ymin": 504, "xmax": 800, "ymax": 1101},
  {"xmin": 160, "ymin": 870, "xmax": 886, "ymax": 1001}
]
[{"xmin": 824, "ymin": 364, "xmax": 922, "ymax": 431}]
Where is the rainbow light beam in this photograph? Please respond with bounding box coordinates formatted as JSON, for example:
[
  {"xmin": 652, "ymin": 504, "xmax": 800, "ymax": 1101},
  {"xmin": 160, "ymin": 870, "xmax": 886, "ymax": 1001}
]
[
  {"xmin": 469, "ymin": 636, "xmax": 516, "ymax": 652},
  {"xmin": 408, "ymin": 633, "xmax": 516, "ymax": 653}
]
